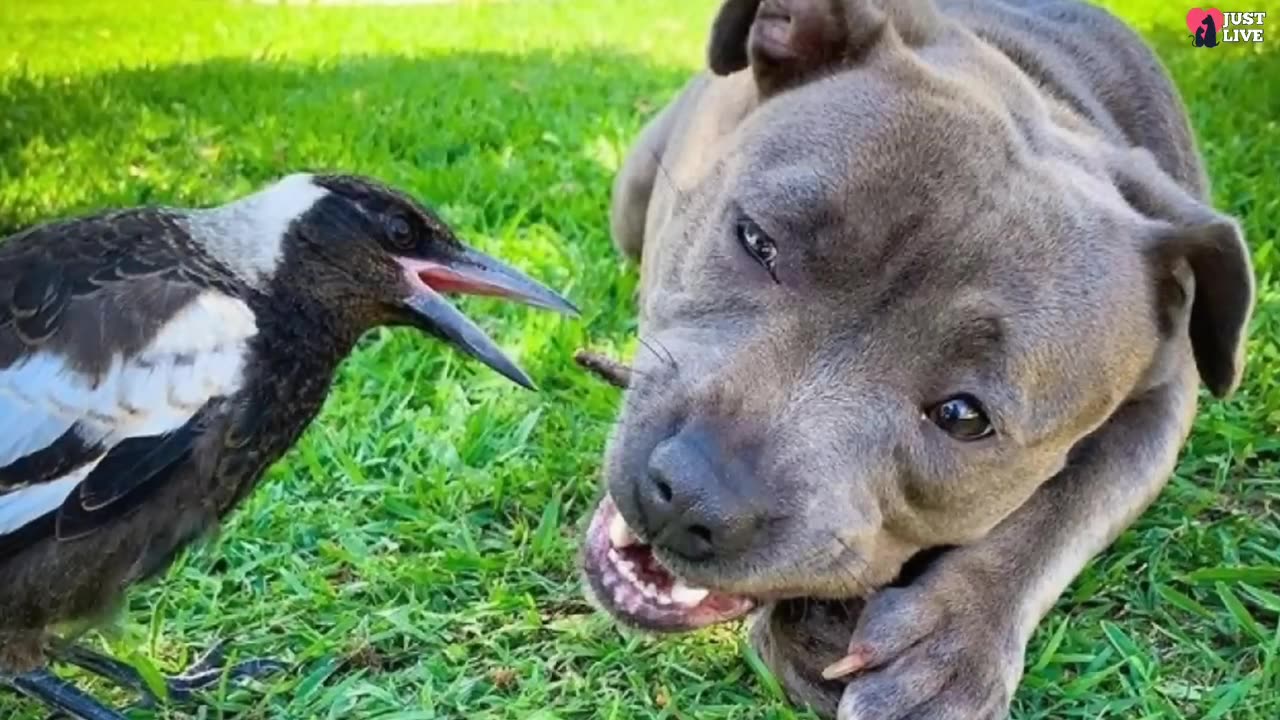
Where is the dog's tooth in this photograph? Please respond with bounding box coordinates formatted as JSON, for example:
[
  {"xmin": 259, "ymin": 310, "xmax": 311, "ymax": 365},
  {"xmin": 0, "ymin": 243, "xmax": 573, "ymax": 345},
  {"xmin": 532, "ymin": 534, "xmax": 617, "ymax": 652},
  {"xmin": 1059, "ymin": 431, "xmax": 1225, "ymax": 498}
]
[
  {"xmin": 607, "ymin": 548, "xmax": 621, "ymax": 563},
  {"xmin": 609, "ymin": 512, "xmax": 638, "ymax": 548},
  {"xmin": 670, "ymin": 580, "xmax": 710, "ymax": 606},
  {"xmin": 619, "ymin": 561, "xmax": 638, "ymax": 584},
  {"xmin": 641, "ymin": 582, "xmax": 658, "ymax": 599}
]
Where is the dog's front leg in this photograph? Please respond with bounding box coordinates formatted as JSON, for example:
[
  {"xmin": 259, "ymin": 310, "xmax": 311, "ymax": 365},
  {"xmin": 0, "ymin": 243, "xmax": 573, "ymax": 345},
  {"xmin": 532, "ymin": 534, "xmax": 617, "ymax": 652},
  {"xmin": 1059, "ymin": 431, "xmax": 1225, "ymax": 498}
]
[{"xmin": 830, "ymin": 373, "xmax": 1198, "ymax": 720}]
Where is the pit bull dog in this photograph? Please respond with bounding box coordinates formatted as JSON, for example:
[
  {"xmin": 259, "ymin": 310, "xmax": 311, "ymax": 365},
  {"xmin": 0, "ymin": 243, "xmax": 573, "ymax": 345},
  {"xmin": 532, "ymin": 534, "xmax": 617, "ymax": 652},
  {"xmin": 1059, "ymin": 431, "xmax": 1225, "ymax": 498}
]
[{"xmin": 578, "ymin": 1, "xmax": 1255, "ymax": 718}]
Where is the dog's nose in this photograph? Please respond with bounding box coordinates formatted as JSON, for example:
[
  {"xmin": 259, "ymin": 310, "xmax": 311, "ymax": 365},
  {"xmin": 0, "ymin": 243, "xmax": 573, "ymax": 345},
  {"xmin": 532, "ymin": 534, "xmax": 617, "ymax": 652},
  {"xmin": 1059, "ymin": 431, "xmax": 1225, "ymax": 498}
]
[{"xmin": 638, "ymin": 424, "xmax": 759, "ymax": 562}]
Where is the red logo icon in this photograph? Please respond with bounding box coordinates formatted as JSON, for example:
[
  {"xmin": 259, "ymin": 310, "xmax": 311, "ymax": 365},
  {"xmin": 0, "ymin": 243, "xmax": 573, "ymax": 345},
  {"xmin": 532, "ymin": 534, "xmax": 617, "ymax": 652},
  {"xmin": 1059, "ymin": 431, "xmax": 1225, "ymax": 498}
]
[{"xmin": 1186, "ymin": 7, "xmax": 1225, "ymax": 35}]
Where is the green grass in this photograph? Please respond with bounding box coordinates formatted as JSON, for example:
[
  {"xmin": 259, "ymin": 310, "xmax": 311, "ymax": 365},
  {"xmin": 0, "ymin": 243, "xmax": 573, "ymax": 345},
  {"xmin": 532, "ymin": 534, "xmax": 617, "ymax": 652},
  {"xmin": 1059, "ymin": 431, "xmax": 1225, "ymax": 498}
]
[{"xmin": 0, "ymin": 0, "xmax": 1276, "ymax": 718}]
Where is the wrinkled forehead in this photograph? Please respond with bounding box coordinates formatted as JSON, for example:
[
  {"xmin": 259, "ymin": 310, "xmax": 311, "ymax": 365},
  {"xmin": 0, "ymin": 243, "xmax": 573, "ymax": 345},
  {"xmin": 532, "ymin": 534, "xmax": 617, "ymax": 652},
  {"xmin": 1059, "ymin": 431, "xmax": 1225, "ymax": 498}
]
[
  {"xmin": 726, "ymin": 70, "xmax": 1145, "ymax": 269},
  {"xmin": 713, "ymin": 73, "xmax": 1156, "ymax": 383},
  {"xmin": 723, "ymin": 97, "xmax": 1004, "ymax": 282},
  {"xmin": 727, "ymin": 77, "xmax": 1034, "ymax": 247},
  {"xmin": 736, "ymin": 70, "xmax": 1021, "ymax": 170}
]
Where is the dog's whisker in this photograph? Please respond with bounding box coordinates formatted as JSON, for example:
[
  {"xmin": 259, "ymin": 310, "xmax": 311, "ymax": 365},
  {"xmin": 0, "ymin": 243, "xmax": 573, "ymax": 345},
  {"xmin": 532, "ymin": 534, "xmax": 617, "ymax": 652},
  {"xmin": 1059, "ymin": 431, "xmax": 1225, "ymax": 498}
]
[
  {"xmin": 650, "ymin": 336, "xmax": 679, "ymax": 368},
  {"xmin": 645, "ymin": 145, "xmax": 691, "ymax": 208},
  {"xmin": 635, "ymin": 336, "xmax": 665, "ymax": 368},
  {"xmin": 638, "ymin": 334, "xmax": 678, "ymax": 369},
  {"xmin": 748, "ymin": 545, "xmax": 873, "ymax": 612},
  {"xmin": 635, "ymin": 335, "xmax": 664, "ymax": 367},
  {"xmin": 832, "ymin": 536, "xmax": 874, "ymax": 598},
  {"xmin": 798, "ymin": 596, "xmax": 814, "ymax": 624}
]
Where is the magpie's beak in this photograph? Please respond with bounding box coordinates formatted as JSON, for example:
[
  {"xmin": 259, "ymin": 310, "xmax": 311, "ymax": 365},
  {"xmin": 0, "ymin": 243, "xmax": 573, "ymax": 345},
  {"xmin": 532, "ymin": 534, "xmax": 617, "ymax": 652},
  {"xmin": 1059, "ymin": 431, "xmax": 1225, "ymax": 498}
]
[{"xmin": 397, "ymin": 247, "xmax": 578, "ymax": 390}]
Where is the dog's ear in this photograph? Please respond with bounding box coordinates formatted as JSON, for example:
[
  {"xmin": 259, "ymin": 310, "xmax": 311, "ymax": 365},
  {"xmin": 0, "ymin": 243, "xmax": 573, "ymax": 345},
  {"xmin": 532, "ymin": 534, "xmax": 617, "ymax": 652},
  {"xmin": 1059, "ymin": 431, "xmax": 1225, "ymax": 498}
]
[
  {"xmin": 1113, "ymin": 151, "xmax": 1255, "ymax": 398},
  {"xmin": 706, "ymin": 0, "xmax": 895, "ymax": 95},
  {"xmin": 708, "ymin": 0, "xmax": 763, "ymax": 76}
]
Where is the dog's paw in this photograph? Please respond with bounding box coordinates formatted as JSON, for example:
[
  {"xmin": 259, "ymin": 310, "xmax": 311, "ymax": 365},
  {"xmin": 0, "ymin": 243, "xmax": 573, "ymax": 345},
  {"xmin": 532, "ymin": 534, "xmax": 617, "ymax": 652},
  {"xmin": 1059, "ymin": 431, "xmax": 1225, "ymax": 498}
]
[{"xmin": 827, "ymin": 572, "xmax": 1023, "ymax": 720}]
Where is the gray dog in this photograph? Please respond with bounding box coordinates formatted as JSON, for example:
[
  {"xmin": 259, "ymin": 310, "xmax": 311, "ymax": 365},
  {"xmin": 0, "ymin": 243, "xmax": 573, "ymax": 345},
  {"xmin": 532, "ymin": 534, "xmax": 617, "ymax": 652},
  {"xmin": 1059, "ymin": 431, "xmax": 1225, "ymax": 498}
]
[{"xmin": 578, "ymin": 0, "xmax": 1255, "ymax": 718}]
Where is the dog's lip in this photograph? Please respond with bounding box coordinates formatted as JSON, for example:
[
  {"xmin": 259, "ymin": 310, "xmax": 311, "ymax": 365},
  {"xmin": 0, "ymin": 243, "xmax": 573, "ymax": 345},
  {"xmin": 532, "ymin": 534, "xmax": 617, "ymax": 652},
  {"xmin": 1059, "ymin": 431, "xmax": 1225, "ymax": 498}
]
[{"xmin": 580, "ymin": 495, "xmax": 757, "ymax": 632}]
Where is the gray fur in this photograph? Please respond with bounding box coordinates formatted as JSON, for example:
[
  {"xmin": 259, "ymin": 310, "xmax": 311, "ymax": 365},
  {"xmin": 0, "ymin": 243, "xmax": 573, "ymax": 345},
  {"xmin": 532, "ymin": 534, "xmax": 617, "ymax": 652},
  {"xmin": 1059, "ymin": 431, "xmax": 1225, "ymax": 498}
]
[{"xmin": 597, "ymin": 1, "xmax": 1254, "ymax": 717}]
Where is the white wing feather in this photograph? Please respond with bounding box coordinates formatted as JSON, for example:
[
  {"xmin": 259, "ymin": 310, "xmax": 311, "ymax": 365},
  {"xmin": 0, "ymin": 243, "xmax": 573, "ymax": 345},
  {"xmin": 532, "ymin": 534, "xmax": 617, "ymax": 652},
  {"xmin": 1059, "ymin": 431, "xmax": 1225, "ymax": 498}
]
[{"xmin": 0, "ymin": 291, "xmax": 257, "ymax": 533}]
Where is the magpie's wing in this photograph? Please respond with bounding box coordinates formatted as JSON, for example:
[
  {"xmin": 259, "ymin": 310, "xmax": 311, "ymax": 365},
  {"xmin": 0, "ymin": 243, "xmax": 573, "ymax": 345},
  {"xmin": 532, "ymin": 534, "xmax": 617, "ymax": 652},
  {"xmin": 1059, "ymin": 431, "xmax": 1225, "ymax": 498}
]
[
  {"xmin": 0, "ymin": 211, "xmax": 254, "ymax": 554},
  {"xmin": 0, "ymin": 406, "xmax": 220, "ymax": 558}
]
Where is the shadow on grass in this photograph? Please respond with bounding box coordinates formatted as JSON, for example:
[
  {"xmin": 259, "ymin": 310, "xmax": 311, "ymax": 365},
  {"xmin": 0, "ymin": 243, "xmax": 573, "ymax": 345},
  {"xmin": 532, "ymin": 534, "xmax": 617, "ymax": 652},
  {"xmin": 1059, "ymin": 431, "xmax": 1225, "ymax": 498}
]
[{"xmin": 0, "ymin": 49, "xmax": 691, "ymax": 237}]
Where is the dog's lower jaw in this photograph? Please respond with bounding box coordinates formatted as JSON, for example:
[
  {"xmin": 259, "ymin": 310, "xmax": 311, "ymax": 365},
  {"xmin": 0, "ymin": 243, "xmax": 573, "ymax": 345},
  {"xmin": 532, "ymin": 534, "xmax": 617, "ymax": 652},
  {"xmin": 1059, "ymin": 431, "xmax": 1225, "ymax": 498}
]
[{"xmin": 580, "ymin": 495, "xmax": 758, "ymax": 632}]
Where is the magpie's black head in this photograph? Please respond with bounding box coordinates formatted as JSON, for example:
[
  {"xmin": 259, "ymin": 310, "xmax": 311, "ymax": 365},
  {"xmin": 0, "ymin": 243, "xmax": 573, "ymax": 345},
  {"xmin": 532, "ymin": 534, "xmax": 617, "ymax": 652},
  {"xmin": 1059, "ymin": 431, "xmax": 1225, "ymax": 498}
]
[{"xmin": 272, "ymin": 172, "xmax": 578, "ymax": 389}]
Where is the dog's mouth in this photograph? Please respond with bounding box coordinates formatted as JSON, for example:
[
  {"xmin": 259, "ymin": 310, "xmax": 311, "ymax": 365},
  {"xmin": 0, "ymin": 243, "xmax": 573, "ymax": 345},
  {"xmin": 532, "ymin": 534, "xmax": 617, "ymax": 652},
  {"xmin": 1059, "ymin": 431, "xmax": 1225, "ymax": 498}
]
[{"xmin": 581, "ymin": 495, "xmax": 757, "ymax": 632}]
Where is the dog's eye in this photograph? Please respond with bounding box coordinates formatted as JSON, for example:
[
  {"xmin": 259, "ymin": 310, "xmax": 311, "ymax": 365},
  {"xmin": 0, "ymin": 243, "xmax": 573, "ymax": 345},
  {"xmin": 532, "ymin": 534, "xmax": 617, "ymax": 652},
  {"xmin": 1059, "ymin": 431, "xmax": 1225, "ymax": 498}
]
[
  {"xmin": 736, "ymin": 218, "xmax": 779, "ymax": 282},
  {"xmin": 926, "ymin": 395, "xmax": 993, "ymax": 440}
]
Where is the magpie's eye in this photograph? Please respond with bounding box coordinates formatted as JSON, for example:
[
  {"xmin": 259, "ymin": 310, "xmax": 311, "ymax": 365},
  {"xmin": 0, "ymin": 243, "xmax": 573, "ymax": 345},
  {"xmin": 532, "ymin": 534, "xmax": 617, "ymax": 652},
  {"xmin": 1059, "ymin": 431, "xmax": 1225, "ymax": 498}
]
[
  {"xmin": 736, "ymin": 218, "xmax": 779, "ymax": 282},
  {"xmin": 926, "ymin": 395, "xmax": 994, "ymax": 440},
  {"xmin": 385, "ymin": 214, "xmax": 413, "ymax": 249}
]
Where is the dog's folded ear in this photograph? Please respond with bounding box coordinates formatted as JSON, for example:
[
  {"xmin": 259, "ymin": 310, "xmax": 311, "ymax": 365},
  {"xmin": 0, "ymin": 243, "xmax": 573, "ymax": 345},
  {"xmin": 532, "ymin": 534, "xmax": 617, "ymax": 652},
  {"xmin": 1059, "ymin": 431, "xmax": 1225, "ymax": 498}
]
[
  {"xmin": 708, "ymin": 0, "xmax": 888, "ymax": 81},
  {"xmin": 1114, "ymin": 151, "xmax": 1255, "ymax": 398},
  {"xmin": 707, "ymin": 0, "xmax": 939, "ymax": 94},
  {"xmin": 708, "ymin": 0, "xmax": 764, "ymax": 76}
]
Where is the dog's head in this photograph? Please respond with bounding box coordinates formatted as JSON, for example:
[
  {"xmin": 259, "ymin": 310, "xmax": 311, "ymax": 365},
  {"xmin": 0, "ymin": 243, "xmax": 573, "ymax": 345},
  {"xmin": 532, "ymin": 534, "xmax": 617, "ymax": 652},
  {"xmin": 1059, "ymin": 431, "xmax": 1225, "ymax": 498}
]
[{"xmin": 581, "ymin": 0, "xmax": 1252, "ymax": 635}]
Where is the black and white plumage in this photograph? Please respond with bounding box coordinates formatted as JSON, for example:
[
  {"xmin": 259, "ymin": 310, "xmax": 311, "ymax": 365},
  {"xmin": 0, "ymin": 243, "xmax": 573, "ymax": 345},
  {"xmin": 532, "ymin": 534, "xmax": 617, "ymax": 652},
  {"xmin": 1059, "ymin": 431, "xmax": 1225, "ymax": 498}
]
[{"xmin": 0, "ymin": 173, "xmax": 576, "ymax": 718}]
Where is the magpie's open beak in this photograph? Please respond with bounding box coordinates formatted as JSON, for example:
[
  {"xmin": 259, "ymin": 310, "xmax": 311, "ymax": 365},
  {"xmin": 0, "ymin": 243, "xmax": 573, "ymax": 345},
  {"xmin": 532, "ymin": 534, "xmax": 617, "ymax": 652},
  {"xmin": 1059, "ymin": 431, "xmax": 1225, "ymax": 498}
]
[{"xmin": 397, "ymin": 247, "xmax": 578, "ymax": 390}]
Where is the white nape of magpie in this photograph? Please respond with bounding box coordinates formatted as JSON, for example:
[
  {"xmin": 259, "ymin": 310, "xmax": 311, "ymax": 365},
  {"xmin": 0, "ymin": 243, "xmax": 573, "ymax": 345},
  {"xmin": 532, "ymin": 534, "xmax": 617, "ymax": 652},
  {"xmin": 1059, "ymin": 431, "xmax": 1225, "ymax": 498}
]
[{"xmin": 0, "ymin": 173, "xmax": 577, "ymax": 719}]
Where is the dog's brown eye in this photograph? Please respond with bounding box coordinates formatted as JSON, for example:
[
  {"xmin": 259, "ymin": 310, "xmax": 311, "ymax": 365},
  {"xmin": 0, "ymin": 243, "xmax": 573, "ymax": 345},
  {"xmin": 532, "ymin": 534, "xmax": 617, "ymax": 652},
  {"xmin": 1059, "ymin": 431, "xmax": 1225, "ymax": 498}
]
[
  {"xmin": 736, "ymin": 219, "xmax": 778, "ymax": 282},
  {"xmin": 927, "ymin": 395, "xmax": 993, "ymax": 440}
]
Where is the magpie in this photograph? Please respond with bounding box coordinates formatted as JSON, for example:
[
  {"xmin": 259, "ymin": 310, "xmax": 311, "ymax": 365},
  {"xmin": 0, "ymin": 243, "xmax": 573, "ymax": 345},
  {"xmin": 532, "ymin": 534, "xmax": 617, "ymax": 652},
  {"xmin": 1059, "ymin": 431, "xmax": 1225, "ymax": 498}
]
[{"xmin": 0, "ymin": 173, "xmax": 577, "ymax": 718}]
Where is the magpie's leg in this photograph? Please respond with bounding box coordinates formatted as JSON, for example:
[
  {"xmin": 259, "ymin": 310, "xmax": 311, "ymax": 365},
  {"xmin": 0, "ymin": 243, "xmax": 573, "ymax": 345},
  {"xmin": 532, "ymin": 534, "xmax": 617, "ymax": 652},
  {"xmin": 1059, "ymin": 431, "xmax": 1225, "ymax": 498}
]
[
  {"xmin": 48, "ymin": 641, "xmax": 286, "ymax": 708},
  {"xmin": 0, "ymin": 669, "xmax": 127, "ymax": 720}
]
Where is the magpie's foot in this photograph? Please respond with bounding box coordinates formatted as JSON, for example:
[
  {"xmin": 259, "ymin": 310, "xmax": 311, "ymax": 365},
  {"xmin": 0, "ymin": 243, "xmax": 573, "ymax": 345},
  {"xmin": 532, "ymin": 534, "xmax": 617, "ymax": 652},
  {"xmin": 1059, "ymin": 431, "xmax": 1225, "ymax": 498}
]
[
  {"xmin": 0, "ymin": 669, "xmax": 127, "ymax": 720},
  {"xmin": 49, "ymin": 640, "xmax": 286, "ymax": 708}
]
